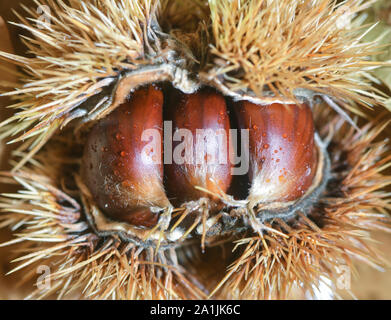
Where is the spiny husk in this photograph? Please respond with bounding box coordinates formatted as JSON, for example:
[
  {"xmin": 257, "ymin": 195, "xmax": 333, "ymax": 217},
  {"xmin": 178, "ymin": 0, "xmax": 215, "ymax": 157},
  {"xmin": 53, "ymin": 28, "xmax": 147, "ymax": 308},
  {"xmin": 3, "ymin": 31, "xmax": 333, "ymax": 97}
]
[
  {"xmin": 0, "ymin": 109, "xmax": 390, "ymax": 299},
  {"xmin": 0, "ymin": 0, "xmax": 389, "ymax": 170},
  {"xmin": 206, "ymin": 0, "xmax": 389, "ymax": 104}
]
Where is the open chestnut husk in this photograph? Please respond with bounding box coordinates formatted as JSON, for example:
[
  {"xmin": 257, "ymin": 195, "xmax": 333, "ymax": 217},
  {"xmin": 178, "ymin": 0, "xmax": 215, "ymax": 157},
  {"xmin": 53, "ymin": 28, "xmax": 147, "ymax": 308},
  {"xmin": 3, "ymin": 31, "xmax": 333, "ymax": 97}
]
[{"xmin": 2, "ymin": 0, "xmax": 390, "ymax": 301}]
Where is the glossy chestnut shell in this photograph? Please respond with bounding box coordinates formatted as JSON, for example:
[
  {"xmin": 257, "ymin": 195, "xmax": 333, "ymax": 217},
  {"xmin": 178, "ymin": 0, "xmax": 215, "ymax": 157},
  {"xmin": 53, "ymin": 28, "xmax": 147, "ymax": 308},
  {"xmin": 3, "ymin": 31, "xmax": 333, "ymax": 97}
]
[
  {"xmin": 82, "ymin": 84, "xmax": 320, "ymax": 229},
  {"xmin": 82, "ymin": 85, "xmax": 170, "ymax": 227},
  {"xmin": 164, "ymin": 87, "xmax": 234, "ymax": 207},
  {"xmin": 233, "ymin": 101, "xmax": 317, "ymax": 203}
]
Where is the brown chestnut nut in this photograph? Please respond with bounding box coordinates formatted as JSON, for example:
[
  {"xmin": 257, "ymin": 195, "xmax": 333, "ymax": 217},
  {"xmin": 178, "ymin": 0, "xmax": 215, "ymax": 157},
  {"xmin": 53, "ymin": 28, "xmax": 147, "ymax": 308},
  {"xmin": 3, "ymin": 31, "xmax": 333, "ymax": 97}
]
[
  {"xmin": 82, "ymin": 85, "xmax": 170, "ymax": 227},
  {"xmin": 234, "ymin": 101, "xmax": 317, "ymax": 204},
  {"xmin": 164, "ymin": 88, "xmax": 234, "ymax": 206}
]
